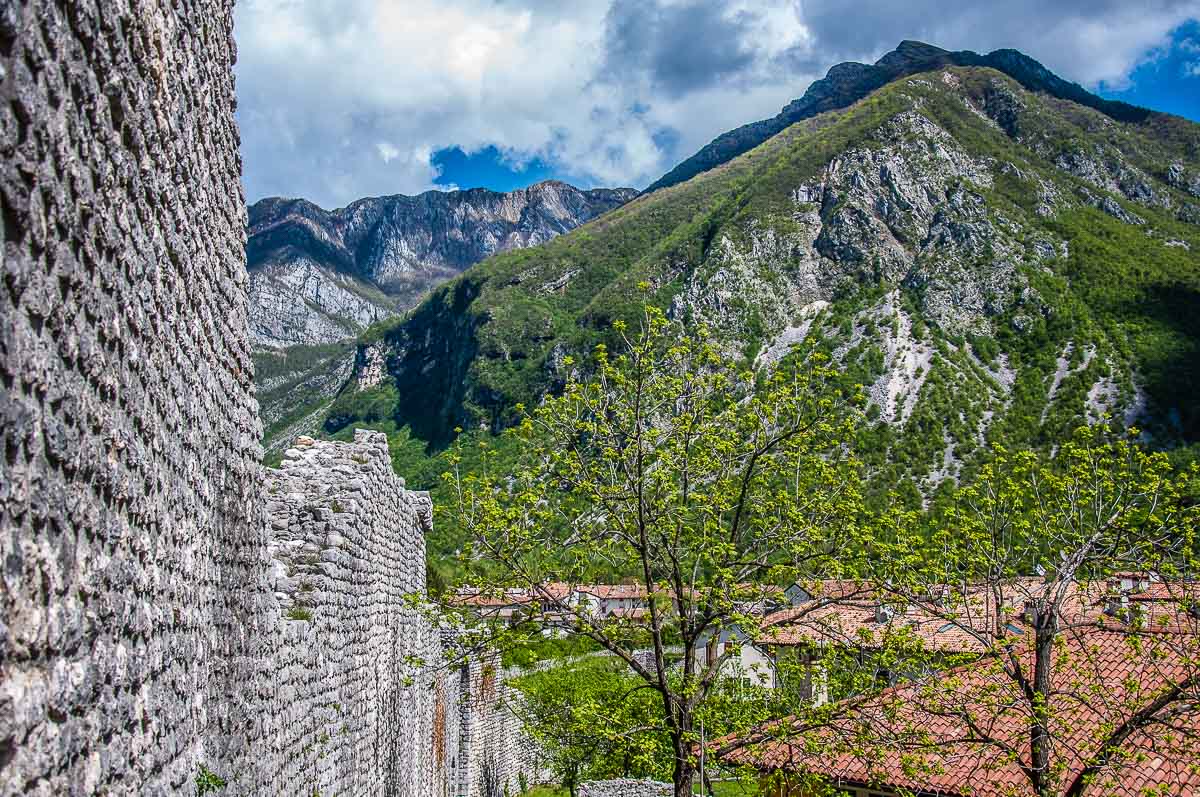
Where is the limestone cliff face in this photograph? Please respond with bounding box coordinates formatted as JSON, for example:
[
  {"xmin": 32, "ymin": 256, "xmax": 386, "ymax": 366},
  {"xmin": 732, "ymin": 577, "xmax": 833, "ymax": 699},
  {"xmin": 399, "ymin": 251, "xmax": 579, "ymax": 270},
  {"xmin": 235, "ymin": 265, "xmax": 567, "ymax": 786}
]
[
  {"xmin": 251, "ymin": 180, "xmax": 636, "ymax": 453},
  {"xmin": 247, "ymin": 181, "xmax": 637, "ymax": 348}
]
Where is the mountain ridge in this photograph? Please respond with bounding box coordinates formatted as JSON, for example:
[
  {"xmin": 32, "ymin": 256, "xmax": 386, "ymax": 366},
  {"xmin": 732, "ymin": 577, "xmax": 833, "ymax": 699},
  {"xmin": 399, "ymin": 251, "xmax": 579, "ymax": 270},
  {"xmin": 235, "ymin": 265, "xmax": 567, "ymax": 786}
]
[
  {"xmin": 305, "ymin": 43, "xmax": 1200, "ymax": 564},
  {"xmin": 251, "ymin": 179, "xmax": 637, "ymax": 457},
  {"xmin": 324, "ymin": 53, "xmax": 1198, "ymax": 454},
  {"xmin": 645, "ymin": 40, "xmax": 1153, "ymax": 194},
  {"xmin": 248, "ymin": 180, "xmax": 638, "ymax": 349}
]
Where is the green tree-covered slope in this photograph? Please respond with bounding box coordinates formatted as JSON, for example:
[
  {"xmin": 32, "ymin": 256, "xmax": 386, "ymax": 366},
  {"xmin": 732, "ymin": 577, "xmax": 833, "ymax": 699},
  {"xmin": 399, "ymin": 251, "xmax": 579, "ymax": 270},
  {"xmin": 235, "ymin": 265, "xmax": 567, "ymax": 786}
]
[{"xmin": 321, "ymin": 54, "xmax": 1200, "ymax": 548}]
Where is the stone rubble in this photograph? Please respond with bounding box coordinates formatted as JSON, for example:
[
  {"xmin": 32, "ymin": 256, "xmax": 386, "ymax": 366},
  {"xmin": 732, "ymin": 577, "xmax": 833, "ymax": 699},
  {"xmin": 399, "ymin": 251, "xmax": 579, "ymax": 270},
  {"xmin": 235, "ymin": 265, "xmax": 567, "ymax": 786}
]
[{"xmin": 579, "ymin": 779, "xmax": 675, "ymax": 797}]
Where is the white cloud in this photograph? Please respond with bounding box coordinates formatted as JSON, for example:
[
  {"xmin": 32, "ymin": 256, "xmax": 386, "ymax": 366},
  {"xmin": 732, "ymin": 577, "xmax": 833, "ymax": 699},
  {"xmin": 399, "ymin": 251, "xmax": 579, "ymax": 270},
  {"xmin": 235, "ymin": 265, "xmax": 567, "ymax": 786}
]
[
  {"xmin": 235, "ymin": 0, "xmax": 812, "ymax": 206},
  {"xmin": 375, "ymin": 142, "xmax": 399, "ymax": 163},
  {"xmin": 234, "ymin": 0, "xmax": 1200, "ymax": 207}
]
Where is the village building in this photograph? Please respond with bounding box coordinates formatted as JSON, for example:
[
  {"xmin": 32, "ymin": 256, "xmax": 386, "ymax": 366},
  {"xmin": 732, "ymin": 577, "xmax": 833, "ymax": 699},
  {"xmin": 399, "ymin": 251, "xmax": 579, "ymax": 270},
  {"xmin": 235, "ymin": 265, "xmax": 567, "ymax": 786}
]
[{"xmin": 716, "ymin": 581, "xmax": 1200, "ymax": 797}]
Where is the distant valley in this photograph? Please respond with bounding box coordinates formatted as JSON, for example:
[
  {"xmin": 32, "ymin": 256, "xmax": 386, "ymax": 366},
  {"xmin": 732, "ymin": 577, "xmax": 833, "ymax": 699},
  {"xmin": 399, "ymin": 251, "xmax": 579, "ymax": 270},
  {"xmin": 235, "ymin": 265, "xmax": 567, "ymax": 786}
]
[{"xmin": 248, "ymin": 181, "xmax": 636, "ymax": 455}]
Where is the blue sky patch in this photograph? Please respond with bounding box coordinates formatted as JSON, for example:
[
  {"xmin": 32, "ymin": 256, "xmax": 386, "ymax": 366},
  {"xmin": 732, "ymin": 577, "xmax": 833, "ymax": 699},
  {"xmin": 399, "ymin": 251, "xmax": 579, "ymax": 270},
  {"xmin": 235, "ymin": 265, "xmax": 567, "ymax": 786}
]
[
  {"xmin": 1098, "ymin": 20, "xmax": 1200, "ymax": 122},
  {"xmin": 432, "ymin": 146, "xmax": 559, "ymax": 193}
]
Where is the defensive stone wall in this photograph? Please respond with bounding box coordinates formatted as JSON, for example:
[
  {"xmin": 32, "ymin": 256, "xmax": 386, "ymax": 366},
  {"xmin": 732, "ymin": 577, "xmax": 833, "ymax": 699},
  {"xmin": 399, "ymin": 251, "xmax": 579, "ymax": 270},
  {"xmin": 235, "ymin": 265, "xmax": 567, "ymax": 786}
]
[
  {"xmin": 0, "ymin": 2, "xmax": 539, "ymax": 795},
  {"xmin": 1, "ymin": 0, "xmax": 265, "ymax": 794},
  {"xmin": 253, "ymin": 431, "xmax": 451, "ymax": 795},
  {"xmin": 254, "ymin": 433, "xmax": 542, "ymax": 797},
  {"xmin": 579, "ymin": 779, "xmax": 675, "ymax": 797},
  {"xmin": 452, "ymin": 651, "xmax": 544, "ymax": 797}
]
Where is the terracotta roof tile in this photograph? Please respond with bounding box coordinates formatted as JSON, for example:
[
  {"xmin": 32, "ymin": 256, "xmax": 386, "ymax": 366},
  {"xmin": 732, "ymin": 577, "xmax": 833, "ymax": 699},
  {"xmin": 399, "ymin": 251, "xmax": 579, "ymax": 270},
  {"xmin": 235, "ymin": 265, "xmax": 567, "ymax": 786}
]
[{"xmin": 721, "ymin": 624, "xmax": 1200, "ymax": 796}]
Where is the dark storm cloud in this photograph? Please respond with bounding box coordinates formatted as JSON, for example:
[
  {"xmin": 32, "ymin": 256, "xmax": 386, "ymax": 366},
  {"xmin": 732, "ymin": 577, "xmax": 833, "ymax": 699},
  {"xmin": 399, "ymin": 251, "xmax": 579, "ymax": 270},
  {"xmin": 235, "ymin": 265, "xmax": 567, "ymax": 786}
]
[{"xmin": 602, "ymin": 0, "xmax": 762, "ymax": 96}]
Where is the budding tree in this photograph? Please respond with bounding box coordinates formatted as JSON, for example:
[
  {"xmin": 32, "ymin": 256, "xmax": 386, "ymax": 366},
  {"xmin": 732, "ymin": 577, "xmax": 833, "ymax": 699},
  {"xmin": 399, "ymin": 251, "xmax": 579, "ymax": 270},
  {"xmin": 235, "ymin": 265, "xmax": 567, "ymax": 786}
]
[
  {"xmin": 445, "ymin": 304, "xmax": 868, "ymax": 796},
  {"xmin": 867, "ymin": 430, "xmax": 1200, "ymax": 796}
]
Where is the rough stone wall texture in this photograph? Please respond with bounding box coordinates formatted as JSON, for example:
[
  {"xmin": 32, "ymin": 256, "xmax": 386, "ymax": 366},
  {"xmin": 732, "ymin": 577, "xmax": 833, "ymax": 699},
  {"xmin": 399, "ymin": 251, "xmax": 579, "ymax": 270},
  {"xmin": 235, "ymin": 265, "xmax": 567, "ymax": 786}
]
[
  {"xmin": 0, "ymin": 2, "xmax": 538, "ymax": 796},
  {"xmin": 579, "ymin": 779, "xmax": 675, "ymax": 797},
  {"xmin": 452, "ymin": 650, "xmax": 544, "ymax": 797},
  {"xmin": 256, "ymin": 431, "xmax": 452, "ymax": 796},
  {"xmin": 0, "ymin": 1, "xmax": 267, "ymax": 794}
]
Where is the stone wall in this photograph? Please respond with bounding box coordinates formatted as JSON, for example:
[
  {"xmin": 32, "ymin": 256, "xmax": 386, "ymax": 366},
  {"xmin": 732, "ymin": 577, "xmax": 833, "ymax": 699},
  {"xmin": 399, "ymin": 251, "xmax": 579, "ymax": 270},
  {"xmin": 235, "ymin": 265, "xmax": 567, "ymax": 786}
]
[
  {"xmin": 452, "ymin": 651, "xmax": 544, "ymax": 797},
  {"xmin": 0, "ymin": 0, "xmax": 266, "ymax": 794},
  {"xmin": 253, "ymin": 431, "xmax": 452, "ymax": 795},
  {"xmin": 0, "ymin": 0, "xmax": 549, "ymax": 792},
  {"xmin": 579, "ymin": 779, "xmax": 675, "ymax": 797},
  {"xmin": 0, "ymin": 2, "xmax": 537, "ymax": 795},
  {"xmin": 249, "ymin": 430, "xmax": 540, "ymax": 797}
]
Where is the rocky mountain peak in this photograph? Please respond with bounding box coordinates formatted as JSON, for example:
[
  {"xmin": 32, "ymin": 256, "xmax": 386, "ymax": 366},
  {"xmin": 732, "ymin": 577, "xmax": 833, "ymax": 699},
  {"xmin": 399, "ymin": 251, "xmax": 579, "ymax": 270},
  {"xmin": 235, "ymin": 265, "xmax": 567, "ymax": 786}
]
[
  {"xmin": 250, "ymin": 178, "xmax": 635, "ymax": 456},
  {"xmin": 247, "ymin": 181, "xmax": 636, "ymax": 350},
  {"xmin": 874, "ymin": 39, "xmax": 953, "ymax": 70},
  {"xmin": 318, "ymin": 49, "xmax": 1200, "ymax": 491}
]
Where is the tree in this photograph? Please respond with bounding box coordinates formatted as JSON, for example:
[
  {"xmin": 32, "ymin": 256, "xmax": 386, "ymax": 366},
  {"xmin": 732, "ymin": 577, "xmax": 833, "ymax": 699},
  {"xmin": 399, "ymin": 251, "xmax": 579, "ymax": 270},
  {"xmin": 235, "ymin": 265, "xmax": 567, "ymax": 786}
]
[
  {"xmin": 513, "ymin": 657, "xmax": 671, "ymax": 795},
  {"xmin": 444, "ymin": 304, "xmax": 868, "ymax": 796},
  {"xmin": 866, "ymin": 428, "xmax": 1200, "ymax": 796},
  {"xmin": 514, "ymin": 653, "xmax": 795, "ymax": 795}
]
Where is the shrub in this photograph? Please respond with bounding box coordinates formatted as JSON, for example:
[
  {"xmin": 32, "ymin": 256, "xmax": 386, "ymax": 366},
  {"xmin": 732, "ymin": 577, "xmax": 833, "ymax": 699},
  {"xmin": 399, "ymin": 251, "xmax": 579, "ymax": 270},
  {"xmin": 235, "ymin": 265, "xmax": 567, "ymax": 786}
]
[{"xmin": 195, "ymin": 764, "xmax": 226, "ymax": 796}]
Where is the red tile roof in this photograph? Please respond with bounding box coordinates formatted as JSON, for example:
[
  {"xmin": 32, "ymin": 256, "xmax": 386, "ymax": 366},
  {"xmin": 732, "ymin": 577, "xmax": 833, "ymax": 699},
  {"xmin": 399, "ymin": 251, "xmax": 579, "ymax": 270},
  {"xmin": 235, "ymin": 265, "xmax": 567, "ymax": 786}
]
[
  {"xmin": 578, "ymin": 584, "xmax": 651, "ymax": 600},
  {"xmin": 721, "ymin": 624, "xmax": 1200, "ymax": 796},
  {"xmin": 448, "ymin": 591, "xmax": 533, "ymax": 608},
  {"xmin": 756, "ymin": 600, "xmax": 992, "ymax": 654},
  {"xmin": 795, "ymin": 579, "xmax": 879, "ymax": 601},
  {"xmin": 606, "ymin": 607, "xmax": 651, "ymax": 619}
]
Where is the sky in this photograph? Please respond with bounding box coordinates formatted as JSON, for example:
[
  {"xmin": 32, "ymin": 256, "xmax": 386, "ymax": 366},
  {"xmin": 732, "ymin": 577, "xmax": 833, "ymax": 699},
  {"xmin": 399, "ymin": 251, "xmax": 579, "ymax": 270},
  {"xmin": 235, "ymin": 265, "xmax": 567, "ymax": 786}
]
[{"xmin": 233, "ymin": 1, "xmax": 1200, "ymax": 209}]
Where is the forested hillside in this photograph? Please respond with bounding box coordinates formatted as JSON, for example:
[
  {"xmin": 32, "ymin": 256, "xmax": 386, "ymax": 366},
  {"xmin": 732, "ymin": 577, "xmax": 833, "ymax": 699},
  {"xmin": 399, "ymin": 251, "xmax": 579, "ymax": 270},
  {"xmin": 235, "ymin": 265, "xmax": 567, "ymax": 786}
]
[{"xmin": 315, "ymin": 47, "xmax": 1200, "ymax": 564}]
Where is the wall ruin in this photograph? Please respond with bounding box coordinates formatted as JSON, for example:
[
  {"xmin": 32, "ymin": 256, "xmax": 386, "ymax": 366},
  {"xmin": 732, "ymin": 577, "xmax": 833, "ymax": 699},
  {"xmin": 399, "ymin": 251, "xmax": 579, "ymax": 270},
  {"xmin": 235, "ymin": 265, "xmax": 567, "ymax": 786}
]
[
  {"xmin": 579, "ymin": 780, "xmax": 675, "ymax": 797},
  {"xmin": 452, "ymin": 654, "xmax": 544, "ymax": 797},
  {"xmin": 0, "ymin": 2, "xmax": 538, "ymax": 795},
  {"xmin": 254, "ymin": 431, "xmax": 451, "ymax": 795}
]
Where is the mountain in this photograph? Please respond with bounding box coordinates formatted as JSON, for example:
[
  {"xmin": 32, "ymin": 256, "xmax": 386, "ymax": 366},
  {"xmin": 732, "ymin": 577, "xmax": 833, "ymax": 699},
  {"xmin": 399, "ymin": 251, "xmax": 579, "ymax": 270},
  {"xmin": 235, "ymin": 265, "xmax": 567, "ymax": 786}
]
[
  {"xmin": 322, "ymin": 42, "xmax": 1200, "ymax": 529},
  {"xmin": 248, "ymin": 181, "xmax": 638, "ymax": 348},
  {"xmin": 251, "ymin": 180, "xmax": 637, "ymax": 456},
  {"xmin": 646, "ymin": 40, "xmax": 1151, "ymax": 194}
]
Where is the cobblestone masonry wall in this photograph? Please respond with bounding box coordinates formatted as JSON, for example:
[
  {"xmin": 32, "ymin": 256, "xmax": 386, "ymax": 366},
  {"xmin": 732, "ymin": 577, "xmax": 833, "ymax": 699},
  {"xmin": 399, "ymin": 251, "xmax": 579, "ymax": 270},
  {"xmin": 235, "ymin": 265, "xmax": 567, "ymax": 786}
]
[
  {"xmin": 259, "ymin": 432, "xmax": 453, "ymax": 796},
  {"xmin": 452, "ymin": 653, "xmax": 544, "ymax": 797},
  {"xmin": 0, "ymin": 2, "xmax": 535, "ymax": 796},
  {"xmin": 579, "ymin": 779, "xmax": 675, "ymax": 797},
  {"xmin": 0, "ymin": 1, "xmax": 267, "ymax": 794}
]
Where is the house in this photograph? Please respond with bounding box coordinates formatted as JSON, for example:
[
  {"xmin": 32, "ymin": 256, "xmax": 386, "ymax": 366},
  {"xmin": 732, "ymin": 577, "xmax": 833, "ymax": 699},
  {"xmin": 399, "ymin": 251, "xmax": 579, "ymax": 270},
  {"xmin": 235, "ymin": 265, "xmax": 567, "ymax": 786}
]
[
  {"xmin": 452, "ymin": 582, "xmax": 663, "ymax": 627},
  {"xmin": 449, "ymin": 587, "xmax": 534, "ymax": 624},
  {"xmin": 752, "ymin": 598, "xmax": 992, "ymax": 699},
  {"xmin": 695, "ymin": 582, "xmax": 994, "ymax": 698},
  {"xmin": 693, "ymin": 624, "xmax": 779, "ymax": 690},
  {"xmin": 718, "ymin": 620, "xmax": 1200, "ymax": 796},
  {"xmin": 577, "ymin": 584, "xmax": 651, "ymax": 618},
  {"xmin": 696, "ymin": 578, "xmax": 892, "ymax": 696}
]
